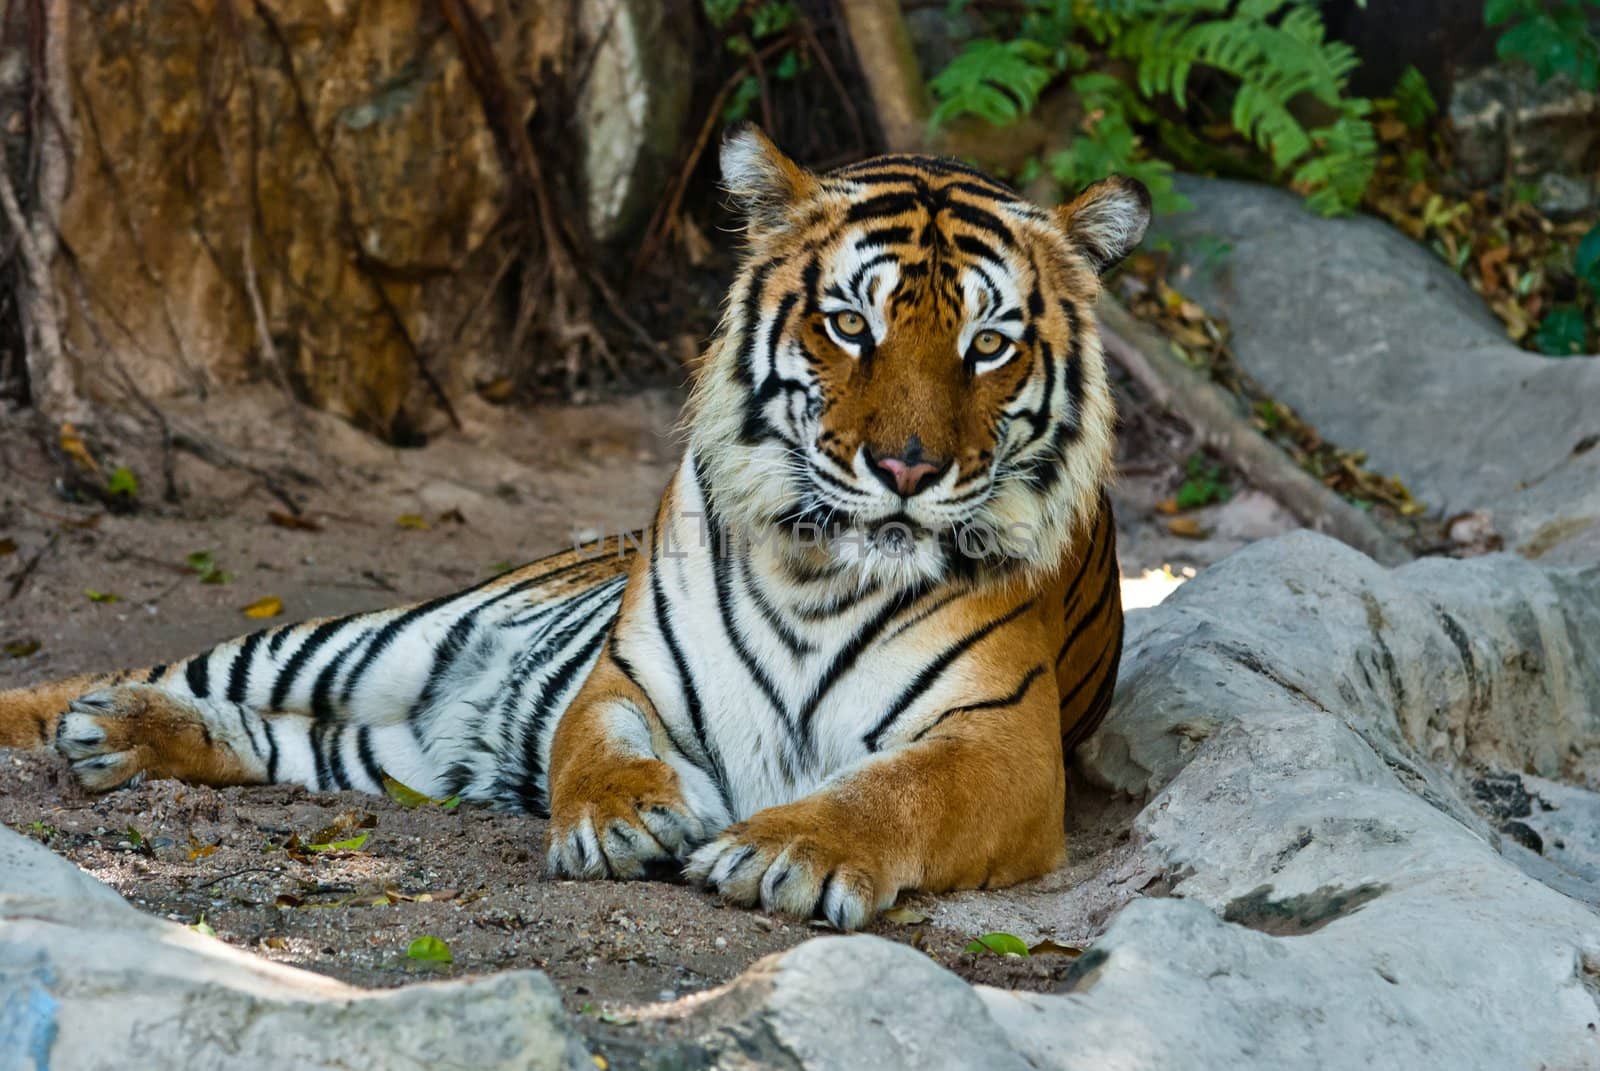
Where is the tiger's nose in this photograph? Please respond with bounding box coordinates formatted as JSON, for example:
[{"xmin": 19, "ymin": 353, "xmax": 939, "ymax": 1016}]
[{"xmin": 866, "ymin": 439, "xmax": 948, "ymax": 497}]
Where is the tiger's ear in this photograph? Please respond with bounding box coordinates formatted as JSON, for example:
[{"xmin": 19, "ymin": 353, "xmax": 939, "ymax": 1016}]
[
  {"xmin": 720, "ymin": 123, "xmax": 818, "ymax": 233},
  {"xmin": 1056, "ymin": 175, "xmax": 1152, "ymax": 274}
]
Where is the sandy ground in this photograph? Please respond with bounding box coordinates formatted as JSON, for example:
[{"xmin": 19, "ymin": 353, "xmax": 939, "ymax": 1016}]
[{"xmin": 0, "ymin": 376, "xmax": 1293, "ymax": 1055}]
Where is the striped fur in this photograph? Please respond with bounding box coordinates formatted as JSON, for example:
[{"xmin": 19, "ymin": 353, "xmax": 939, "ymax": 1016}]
[{"xmin": 0, "ymin": 128, "xmax": 1146, "ymax": 929}]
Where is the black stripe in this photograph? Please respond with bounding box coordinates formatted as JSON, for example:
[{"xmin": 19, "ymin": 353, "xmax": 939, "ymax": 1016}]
[
  {"xmin": 310, "ymin": 722, "xmax": 332, "ymax": 791},
  {"xmin": 325, "ymin": 727, "xmax": 353, "ymax": 790},
  {"xmin": 913, "ymin": 665, "xmax": 1044, "ymax": 742},
  {"xmin": 864, "ymin": 599, "xmax": 1037, "ymax": 749},
  {"xmin": 648, "ymin": 508, "xmax": 733, "ymax": 810},
  {"xmin": 694, "ymin": 463, "xmax": 809, "ymax": 761},
  {"xmin": 271, "ymin": 620, "xmax": 348, "ymax": 710},
  {"xmin": 185, "ymin": 653, "xmax": 211, "ymax": 699},
  {"xmin": 355, "ymin": 727, "xmax": 383, "ymax": 788},
  {"xmin": 226, "ymin": 630, "xmax": 266, "ymax": 703},
  {"xmin": 846, "ymin": 192, "xmax": 922, "ymax": 222},
  {"xmin": 144, "ymin": 664, "xmax": 167, "ymax": 684},
  {"xmin": 1056, "ymin": 543, "xmax": 1117, "ymax": 669},
  {"xmin": 796, "ymin": 581, "xmax": 937, "ymax": 736},
  {"xmin": 515, "ymin": 624, "xmax": 610, "ymax": 813},
  {"xmin": 262, "ymin": 718, "xmax": 280, "ymax": 782},
  {"xmin": 1058, "ymin": 629, "xmax": 1117, "ymax": 710}
]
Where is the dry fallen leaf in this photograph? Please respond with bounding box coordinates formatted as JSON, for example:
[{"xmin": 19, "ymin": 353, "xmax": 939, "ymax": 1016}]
[
  {"xmin": 883, "ymin": 906, "xmax": 928, "ymax": 925},
  {"xmin": 1166, "ymin": 517, "xmax": 1208, "ymax": 539},
  {"xmin": 1154, "ymin": 498, "xmax": 1181, "ymax": 516},
  {"xmin": 267, "ymin": 510, "xmax": 322, "ymax": 532},
  {"xmin": 396, "ymin": 514, "xmax": 430, "ymax": 531},
  {"xmin": 58, "ymin": 422, "xmax": 99, "ymax": 473},
  {"xmin": 242, "ymin": 596, "xmax": 284, "ymax": 619},
  {"xmin": 437, "ymin": 507, "xmax": 467, "ymax": 526},
  {"xmin": 3, "ymin": 638, "xmax": 41, "ymax": 658},
  {"xmin": 0, "ymin": 537, "xmax": 16, "ymax": 556}
]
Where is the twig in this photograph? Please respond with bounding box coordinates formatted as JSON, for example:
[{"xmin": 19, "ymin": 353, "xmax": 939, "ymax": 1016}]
[
  {"xmin": 7, "ymin": 532, "xmax": 57, "ymax": 600},
  {"xmin": 1097, "ymin": 298, "xmax": 1412, "ymax": 566},
  {"xmin": 631, "ymin": 36, "xmax": 796, "ymax": 278}
]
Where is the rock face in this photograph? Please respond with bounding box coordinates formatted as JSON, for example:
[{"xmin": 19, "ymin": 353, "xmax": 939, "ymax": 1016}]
[
  {"xmin": 56, "ymin": 1, "xmax": 686, "ymax": 439},
  {"xmin": 1449, "ymin": 64, "xmax": 1600, "ymax": 216},
  {"xmin": 677, "ymin": 534, "xmax": 1600, "ymax": 1070},
  {"xmin": 6, "ymin": 533, "xmax": 1599, "ymax": 1069},
  {"xmin": 0, "ymin": 828, "xmax": 588, "ymax": 1070},
  {"xmin": 1162, "ymin": 176, "xmax": 1600, "ymax": 565}
]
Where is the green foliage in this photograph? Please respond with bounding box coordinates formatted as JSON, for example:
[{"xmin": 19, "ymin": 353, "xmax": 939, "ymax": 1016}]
[
  {"xmin": 929, "ymin": 39, "xmax": 1058, "ymax": 127},
  {"xmin": 1388, "ymin": 65, "xmax": 1438, "ymax": 130},
  {"xmin": 407, "ymin": 935, "xmax": 453, "ymax": 964},
  {"xmin": 926, "ymin": 0, "xmax": 1381, "ymax": 216},
  {"xmin": 1577, "ymin": 222, "xmax": 1600, "ymax": 293},
  {"xmin": 186, "ymin": 551, "xmax": 232, "ymax": 585},
  {"xmin": 1486, "ymin": 0, "xmax": 1600, "ymax": 90},
  {"xmin": 1176, "ymin": 452, "xmax": 1233, "ymax": 509},
  {"xmin": 1532, "ymin": 306, "xmax": 1591, "ymax": 356},
  {"xmin": 965, "ymin": 932, "xmax": 1031, "ymax": 956},
  {"xmin": 1533, "ymin": 221, "xmax": 1600, "ymax": 356},
  {"xmin": 703, "ymin": 1, "xmax": 803, "ymax": 122},
  {"xmin": 105, "ymin": 466, "xmax": 138, "ymax": 500}
]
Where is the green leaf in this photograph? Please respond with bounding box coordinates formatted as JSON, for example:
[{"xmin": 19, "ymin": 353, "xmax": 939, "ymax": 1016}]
[
  {"xmin": 185, "ymin": 551, "xmax": 232, "ymax": 585},
  {"xmin": 106, "ymin": 466, "xmax": 139, "ymax": 498},
  {"xmin": 1391, "ymin": 65, "xmax": 1436, "ymax": 128},
  {"xmin": 1575, "ymin": 223, "xmax": 1600, "ymax": 294},
  {"xmin": 189, "ymin": 915, "xmax": 217, "ymax": 938},
  {"xmin": 382, "ymin": 773, "xmax": 462, "ymax": 810},
  {"xmin": 407, "ymin": 935, "xmax": 453, "ymax": 964},
  {"xmin": 1532, "ymin": 306, "xmax": 1591, "ymax": 357},
  {"xmin": 84, "ymin": 589, "xmax": 120, "ymax": 604},
  {"xmin": 964, "ymin": 932, "xmax": 1031, "ymax": 956},
  {"xmin": 929, "ymin": 38, "xmax": 1060, "ymax": 128},
  {"xmin": 305, "ymin": 832, "xmax": 369, "ymax": 853}
]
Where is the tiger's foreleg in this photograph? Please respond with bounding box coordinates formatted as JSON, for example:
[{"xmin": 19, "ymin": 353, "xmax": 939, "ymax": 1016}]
[
  {"xmin": 53, "ymin": 685, "xmax": 435, "ymax": 794},
  {"xmin": 684, "ymin": 678, "xmax": 1066, "ymax": 930},
  {"xmin": 543, "ymin": 645, "xmax": 729, "ymax": 880}
]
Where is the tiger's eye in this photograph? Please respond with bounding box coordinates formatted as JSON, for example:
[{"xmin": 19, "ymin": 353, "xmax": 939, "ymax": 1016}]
[
  {"xmin": 830, "ymin": 310, "xmax": 868, "ymax": 338},
  {"xmin": 972, "ymin": 330, "xmax": 1006, "ymax": 357}
]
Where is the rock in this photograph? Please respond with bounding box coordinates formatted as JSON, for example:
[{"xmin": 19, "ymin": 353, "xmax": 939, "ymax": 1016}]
[
  {"xmin": 1449, "ymin": 64, "xmax": 1600, "ymax": 193},
  {"xmin": 0, "ymin": 830, "xmax": 588, "ymax": 1070},
  {"xmin": 635, "ymin": 532, "xmax": 1600, "ymax": 1070},
  {"xmin": 683, "ymin": 937, "xmax": 1032, "ymax": 1071},
  {"xmin": 1161, "ymin": 176, "xmax": 1600, "ymax": 565},
  {"xmin": 1532, "ymin": 171, "xmax": 1600, "ymax": 221},
  {"xmin": 52, "ymin": 1, "xmax": 685, "ymax": 439}
]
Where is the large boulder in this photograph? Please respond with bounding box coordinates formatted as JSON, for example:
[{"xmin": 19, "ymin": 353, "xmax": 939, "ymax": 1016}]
[
  {"xmin": 0, "ymin": 829, "xmax": 589, "ymax": 1070},
  {"xmin": 665, "ymin": 533, "xmax": 1600, "ymax": 1069},
  {"xmin": 1161, "ymin": 176, "xmax": 1600, "ymax": 565}
]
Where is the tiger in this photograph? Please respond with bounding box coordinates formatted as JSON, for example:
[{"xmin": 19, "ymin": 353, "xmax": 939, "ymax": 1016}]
[{"xmin": 0, "ymin": 126, "xmax": 1146, "ymax": 930}]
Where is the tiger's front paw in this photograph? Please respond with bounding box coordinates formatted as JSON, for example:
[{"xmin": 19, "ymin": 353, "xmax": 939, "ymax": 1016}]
[
  {"xmin": 684, "ymin": 804, "xmax": 896, "ymax": 930},
  {"xmin": 55, "ymin": 685, "xmax": 255, "ymax": 792},
  {"xmin": 544, "ymin": 758, "xmax": 709, "ymax": 881}
]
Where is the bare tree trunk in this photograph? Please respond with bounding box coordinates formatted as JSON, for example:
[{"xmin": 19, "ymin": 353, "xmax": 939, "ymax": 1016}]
[
  {"xmin": 3, "ymin": 0, "xmax": 86, "ymax": 424},
  {"xmin": 837, "ymin": 0, "xmax": 930, "ymax": 153}
]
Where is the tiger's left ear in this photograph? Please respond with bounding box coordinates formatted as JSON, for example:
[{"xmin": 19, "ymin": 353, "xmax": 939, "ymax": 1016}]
[
  {"xmin": 720, "ymin": 123, "xmax": 819, "ymax": 234},
  {"xmin": 1056, "ymin": 175, "xmax": 1152, "ymax": 275}
]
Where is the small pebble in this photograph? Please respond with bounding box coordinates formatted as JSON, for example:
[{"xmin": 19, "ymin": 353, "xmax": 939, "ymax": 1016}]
[
  {"xmin": 657, "ymin": 989, "xmax": 676, "ymax": 1002},
  {"xmin": 713, "ymin": 936, "xmax": 727, "ymax": 950}
]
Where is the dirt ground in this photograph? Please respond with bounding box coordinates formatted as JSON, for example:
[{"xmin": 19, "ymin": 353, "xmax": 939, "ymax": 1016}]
[{"xmin": 0, "ymin": 375, "xmax": 1293, "ymax": 1050}]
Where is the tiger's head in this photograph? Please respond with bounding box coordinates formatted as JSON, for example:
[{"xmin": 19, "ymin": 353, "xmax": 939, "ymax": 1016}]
[{"xmin": 689, "ymin": 126, "xmax": 1149, "ymax": 588}]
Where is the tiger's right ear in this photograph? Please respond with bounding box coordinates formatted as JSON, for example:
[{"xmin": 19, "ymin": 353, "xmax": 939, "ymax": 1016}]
[{"xmin": 720, "ymin": 123, "xmax": 818, "ymax": 233}]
